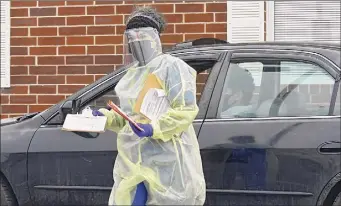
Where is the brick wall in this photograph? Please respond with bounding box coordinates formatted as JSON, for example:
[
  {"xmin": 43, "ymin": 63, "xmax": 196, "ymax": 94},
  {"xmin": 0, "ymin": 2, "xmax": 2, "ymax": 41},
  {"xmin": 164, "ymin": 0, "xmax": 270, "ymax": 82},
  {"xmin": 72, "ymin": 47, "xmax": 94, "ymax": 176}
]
[{"xmin": 0, "ymin": 0, "xmax": 227, "ymax": 119}]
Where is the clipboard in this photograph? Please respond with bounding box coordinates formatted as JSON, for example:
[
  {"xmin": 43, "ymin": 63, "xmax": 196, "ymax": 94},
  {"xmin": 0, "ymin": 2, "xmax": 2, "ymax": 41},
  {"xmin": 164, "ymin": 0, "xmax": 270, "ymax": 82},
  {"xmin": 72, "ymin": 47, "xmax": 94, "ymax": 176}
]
[
  {"xmin": 134, "ymin": 73, "xmax": 163, "ymax": 113},
  {"xmin": 62, "ymin": 114, "xmax": 107, "ymax": 133}
]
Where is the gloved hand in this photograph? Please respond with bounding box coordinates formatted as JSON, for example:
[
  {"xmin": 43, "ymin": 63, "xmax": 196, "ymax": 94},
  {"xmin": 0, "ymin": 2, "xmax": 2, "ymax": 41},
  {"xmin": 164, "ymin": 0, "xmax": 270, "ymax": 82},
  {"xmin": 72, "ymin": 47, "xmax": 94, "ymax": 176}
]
[
  {"xmin": 129, "ymin": 122, "xmax": 153, "ymax": 138},
  {"xmin": 92, "ymin": 110, "xmax": 105, "ymax": 116}
]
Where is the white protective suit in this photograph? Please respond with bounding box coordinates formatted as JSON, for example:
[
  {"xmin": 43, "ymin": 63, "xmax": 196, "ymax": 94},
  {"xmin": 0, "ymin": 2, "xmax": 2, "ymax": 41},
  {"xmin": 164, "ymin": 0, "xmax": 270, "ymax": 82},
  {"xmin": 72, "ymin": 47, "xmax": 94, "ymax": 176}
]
[{"xmin": 99, "ymin": 53, "xmax": 206, "ymax": 205}]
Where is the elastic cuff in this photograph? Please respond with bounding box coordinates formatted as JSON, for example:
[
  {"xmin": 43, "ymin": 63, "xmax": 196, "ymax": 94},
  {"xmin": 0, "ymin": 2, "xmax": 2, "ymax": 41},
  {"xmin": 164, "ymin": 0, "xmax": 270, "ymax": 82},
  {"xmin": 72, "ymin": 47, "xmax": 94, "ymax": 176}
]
[{"xmin": 150, "ymin": 121, "xmax": 162, "ymax": 140}]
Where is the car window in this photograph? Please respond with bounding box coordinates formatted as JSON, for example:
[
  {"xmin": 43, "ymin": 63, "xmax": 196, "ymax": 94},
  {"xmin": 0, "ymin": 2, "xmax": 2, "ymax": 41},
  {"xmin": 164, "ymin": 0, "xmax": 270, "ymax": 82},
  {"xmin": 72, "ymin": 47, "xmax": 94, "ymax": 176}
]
[
  {"xmin": 334, "ymin": 83, "xmax": 340, "ymax": 116},
  {"xmin": 46, "ymin": 60, "xmax": 215, "ymax": 125},
  {"xmin": 217, "ymin": 59, "xmax": 335, "ymax": 118}
]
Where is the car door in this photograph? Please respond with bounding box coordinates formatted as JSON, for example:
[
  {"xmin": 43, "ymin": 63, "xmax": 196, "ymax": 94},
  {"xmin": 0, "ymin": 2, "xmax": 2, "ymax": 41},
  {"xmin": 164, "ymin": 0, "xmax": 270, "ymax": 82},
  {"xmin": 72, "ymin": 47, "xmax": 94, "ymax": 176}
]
[
  {"xmin": 27, "ymin": 52, "xmax": 226, "ymax": 206},
  {"xmin": 199, "ymin": 50, "xmax": 341, "ymax": 206}
]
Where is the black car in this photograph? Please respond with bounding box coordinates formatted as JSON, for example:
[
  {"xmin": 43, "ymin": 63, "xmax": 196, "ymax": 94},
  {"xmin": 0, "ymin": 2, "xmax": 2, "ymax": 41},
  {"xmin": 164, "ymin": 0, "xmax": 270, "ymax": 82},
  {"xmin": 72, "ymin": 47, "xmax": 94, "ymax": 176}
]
[{"xmin": 1, "ymin": 39, "xmax": 340, "ymax": 206}]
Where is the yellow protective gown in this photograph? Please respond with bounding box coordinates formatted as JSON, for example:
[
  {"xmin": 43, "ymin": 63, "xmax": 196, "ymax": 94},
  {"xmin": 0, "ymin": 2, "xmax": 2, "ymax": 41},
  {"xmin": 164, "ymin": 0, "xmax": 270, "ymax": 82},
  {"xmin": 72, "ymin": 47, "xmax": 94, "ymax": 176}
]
[{"xmin": 99, "ymin": 53, "xmax": 206, "ymax": 205}]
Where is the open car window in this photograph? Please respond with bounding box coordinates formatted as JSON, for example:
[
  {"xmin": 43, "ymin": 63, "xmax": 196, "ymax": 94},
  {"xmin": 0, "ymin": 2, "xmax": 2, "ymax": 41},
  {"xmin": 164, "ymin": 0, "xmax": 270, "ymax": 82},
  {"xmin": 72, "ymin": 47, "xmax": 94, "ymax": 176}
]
[{"xmin": 45, "ymin": 58, "xmax": 218, "ymax": 125}]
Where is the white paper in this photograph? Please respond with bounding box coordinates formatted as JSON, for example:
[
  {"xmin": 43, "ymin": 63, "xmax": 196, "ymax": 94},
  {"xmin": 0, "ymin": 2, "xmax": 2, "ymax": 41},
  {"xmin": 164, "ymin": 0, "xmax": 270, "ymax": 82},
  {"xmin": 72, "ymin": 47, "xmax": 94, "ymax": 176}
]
[
  {"xmin": 140, "ymin": 88, "xmax": 170, "ymax": 121},
  {"xmin": 62, "ymin": 114, "xmax": 107, "ymax": 133}
]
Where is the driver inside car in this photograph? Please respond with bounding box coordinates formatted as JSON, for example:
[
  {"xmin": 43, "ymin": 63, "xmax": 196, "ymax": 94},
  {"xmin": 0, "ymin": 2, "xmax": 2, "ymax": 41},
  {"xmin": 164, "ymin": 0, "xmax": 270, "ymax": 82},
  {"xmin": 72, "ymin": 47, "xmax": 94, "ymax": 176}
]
[{"xmin": 220, "ymin": 64, "xmax": 256, "ymax": 118}]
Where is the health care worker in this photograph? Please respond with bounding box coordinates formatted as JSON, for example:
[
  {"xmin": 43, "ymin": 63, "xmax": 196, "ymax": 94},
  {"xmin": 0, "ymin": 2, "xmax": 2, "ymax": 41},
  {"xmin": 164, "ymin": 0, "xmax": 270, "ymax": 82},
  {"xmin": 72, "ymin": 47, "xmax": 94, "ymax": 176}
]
[{"xmin": 92, "ymin": 7, "xmax": 206, "ymax": 206}]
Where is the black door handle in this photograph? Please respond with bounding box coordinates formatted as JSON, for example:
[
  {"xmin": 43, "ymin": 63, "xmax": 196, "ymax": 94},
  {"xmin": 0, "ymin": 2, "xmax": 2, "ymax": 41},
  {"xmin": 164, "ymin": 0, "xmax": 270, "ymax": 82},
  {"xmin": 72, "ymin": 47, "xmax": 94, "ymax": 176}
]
[{"xmin": 317, "ymin": 141, "xmax": 341, "ymax": 154}]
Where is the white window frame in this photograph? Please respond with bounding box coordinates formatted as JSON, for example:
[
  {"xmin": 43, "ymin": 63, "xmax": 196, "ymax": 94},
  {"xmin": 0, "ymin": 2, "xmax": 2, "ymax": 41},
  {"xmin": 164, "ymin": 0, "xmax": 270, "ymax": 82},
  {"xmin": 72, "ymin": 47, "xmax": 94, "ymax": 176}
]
[{"xmin": 1, "ymin": 1, "xmax": 10, "ymax": 88}]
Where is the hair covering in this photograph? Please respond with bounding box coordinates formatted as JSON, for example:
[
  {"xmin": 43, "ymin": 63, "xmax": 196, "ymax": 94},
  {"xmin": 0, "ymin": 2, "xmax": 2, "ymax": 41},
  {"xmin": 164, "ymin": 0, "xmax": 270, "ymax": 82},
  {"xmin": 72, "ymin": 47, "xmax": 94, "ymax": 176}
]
[{"xmin": 125, "ymin": 6, "xmax": 167, "ymax": 34}]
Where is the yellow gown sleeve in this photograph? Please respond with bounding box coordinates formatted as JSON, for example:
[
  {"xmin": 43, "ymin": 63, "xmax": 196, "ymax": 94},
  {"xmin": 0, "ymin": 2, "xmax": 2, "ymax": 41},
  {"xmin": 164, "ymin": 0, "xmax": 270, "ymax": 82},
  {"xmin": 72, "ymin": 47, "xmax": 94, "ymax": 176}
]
[
  {"xmin": 98, "ymin": 108, "xmax": 126, "ymax": 133},
  {"xmin": 151, "ymin": 59, "xmax": 199, "ymax": 142}
]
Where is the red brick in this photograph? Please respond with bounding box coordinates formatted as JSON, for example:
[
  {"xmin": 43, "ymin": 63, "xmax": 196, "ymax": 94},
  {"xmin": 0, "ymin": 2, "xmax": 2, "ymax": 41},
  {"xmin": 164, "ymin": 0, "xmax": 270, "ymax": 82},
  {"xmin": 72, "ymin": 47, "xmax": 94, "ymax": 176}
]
[
  {"xmin": 207, "ymin": 23, "xmax": 227, "ymax": 33},
  {"xmin": 1, "ymin": 115, "xmax": 9, "ymax": 119},
  {"xmin": 11, "ymin": 75, "xmax": 37, "ymax": 84},
  {"xmin": 95, "ymin": 35, "xmax": 122, "ymax": 44},
  {"xmin": 38, "ymin": 37, "xmax": 65, "ymax": 45},
  {"xmin": 87, "ymin": 6, "xmax": 115, "ymax": 15},
  {"xmin": 164, "ymin": 24, "xmax": 175, "ymax": 33},
  {"xmin": 161, "ymin": 34, "xmax": 183, "ymax": 43},
  {"xmin": 58, "ymin": 85, "xmax": 85, "ymax": 94},
  {"xmin": 116, "ymin": 5, "xmax": 134, "ymax": 14},
  {"xmin": 10, "ymin": 8, "xmax": 28, "ymax": 17},
  {"xmin": 206, "ymin": 3, "xmax": 227, "ymax": 12},
  {"xmin": 11, "ymin": 1, "xmax": 37, "ymax": 7},
  {"xmin": 11, "ymin": 28, "xmax": 28, "ymax": 36},
  {"xmin": 1, "ymin": 86, "xmax": 28, "ymax": 94},
  {"xmin": 11, "ymin": 56, "xmax": 35, "ymax": 65},
  {"xmin": 29, "ymin": 66, "xmax": 57, "ymax": 75},
  {"xmin": 38, "ymin": 1, "xmax": 65, "ymax": 6},
  {"xmin": 31, "ymin": 27, "xmax": 58, "ymax": 36},
  {"xmin": 11, "ymin": 66, "xmax": 28, "ymax": 75},
  {"xmin": 29, "ymin": 105, "xmax": 53, "ymax": 113},
  {"xmin": 59, "ymin": 46, "xmax": 86, "ymax": 55},
  {"xmin": 67, "ymin": 16, "xmax": 94, "ymax": 25},
  {"xmin": 1, "ymin": 95, "xmax": 9, "ymax": 104},
  {"xmin": 59, "ymin": 27, "xmax": 86, "ymax": 36},
  {"xmin": 58, "ymin": 7, "xmax": 85, "ymax": 15},
  {"xmin": 11, "ymin": 47, "xmax": 28, "ymax": 56},
  {"xmin": 87, "ymin": 65, "xmax": 114, "ymax": 74},
  {"xmin": 176, "ymin": 24, "xmax": 204, "ymax": 33},
  {"xmin": 39, "ymin": 17, "xmax": 66, "ymax": 26},
  {"xmin": 30, "ymin": 8, "xmax": 56, "ymax": 16},
  {"xmin": 66, "ymin": 1, "xmax": 94, "ymax": 5},
  {"xmin": 95, "ymin": 15, "xmax": 123, "ymax": 25},
  {"xmin": 58, "ymin": 66, "xmax": 85, "ymax": 74},
  {"xmin": 153, "ymin": 4, "xmax": 174, "ymax": 13},
  {"xmin": 10, "ymin": 95, "xmax": 36, "ymax": 104},
  {"xmin": 116, "ymin": 45, "xmax": 123, "ymax": 54},
  {"xmin": 88, "ymin": 46, "xmax": 115, "ymax": 54},
  {"xmin": 215, "ymin": 13, "xmax": 227, "ymax": 22},
  {"xmin": 175, "ymin": 4, "xmax": 204, "ymax": 13},
  {"xmin": 88, "ymin": 26, "xmax": 115, "ymax": 35},
  {"xmin": 95, "ymin": 55, "xmax": 122, "ymax": 64},
  {"xmin": 38, "ymin": 56, "xmax": 65, "ymax": 65},
  {"xmin": 1, "ymin": 105, "xmax": 28, "ymax": 114},
  {"xmin": 38, "ymin": 95, "xmax": 65, "ymax": 104},
  {"xmin": 96, "ymin": 1, "xmax": 123, "ymax": 4},
  {"xmin": 30, "ymin": 85, "xmax": 57, "ymax": 94},
  {"xmin": 38, "ymin": 76, "xmax": 65, "ymax": 84},
  {"xmin": 30, "ymin": 47, "xmax": 56, "ymax": 55},
  {"xmin": 11, "ymin": 18, "xmax": 37, "ymax": 27},
  {"xmin": 11, "ymin": 37, "xmax": 36, "ymax": 46},
  {"xmin": 185, "ymin": 13, "xmax": 214, "ymax": 23},
  {"xmin": 67, "ymin": 36, "xmax": 94, "ymax": 45},
  {"xmin": 66, "ymin": 56, "xmax": 94, "ymax": 65},
  {"xmin": 215, "ymin": 33, "xmax": 227, "ymax": 41},
  {"xmin": 164, "ymin": 14, "xmax": 183, "ymax": 23},
  {"xmin": 95, "ymin": 74, "xmax": 106, "ymax": 81},
  {"xmin": 115, "ymin": 25, "xmax": 125, "ymax": 35},
  {"xmin": 66, "ymin": 75, "xmax": 94, "ymax": 84}
]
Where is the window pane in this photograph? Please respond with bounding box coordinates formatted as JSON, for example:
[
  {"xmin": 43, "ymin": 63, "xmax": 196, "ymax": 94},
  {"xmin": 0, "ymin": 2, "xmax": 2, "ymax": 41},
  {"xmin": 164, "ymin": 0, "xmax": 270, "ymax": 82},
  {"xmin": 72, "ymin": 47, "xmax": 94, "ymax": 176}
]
[
  {"xmin": 218, "ymin": 61, "xmax": 262, "ymax": 118},
  {"xmin": 278, "ymin": 61, "xmax": 334, "ymax": 117},
  {"xmin": 217, "ymin": 59, "xmax": 335, "ymax": 119}
]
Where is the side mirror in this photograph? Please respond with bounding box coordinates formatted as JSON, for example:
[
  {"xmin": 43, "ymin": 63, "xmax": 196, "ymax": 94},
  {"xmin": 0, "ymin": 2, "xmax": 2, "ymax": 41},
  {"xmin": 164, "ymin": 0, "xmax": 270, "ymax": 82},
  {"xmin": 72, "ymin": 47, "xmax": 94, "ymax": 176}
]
[{"xmin": 59, "ymin": 99, "xmax": 82, "ymax": 120}]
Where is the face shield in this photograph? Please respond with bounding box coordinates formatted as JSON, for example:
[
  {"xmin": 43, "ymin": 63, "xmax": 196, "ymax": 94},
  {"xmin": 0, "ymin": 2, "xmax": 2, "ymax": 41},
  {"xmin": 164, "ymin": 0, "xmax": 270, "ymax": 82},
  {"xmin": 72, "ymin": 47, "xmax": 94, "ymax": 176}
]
[{"xmin": 123, "ymin": 27, "xmax": 162, "ymax": 66}]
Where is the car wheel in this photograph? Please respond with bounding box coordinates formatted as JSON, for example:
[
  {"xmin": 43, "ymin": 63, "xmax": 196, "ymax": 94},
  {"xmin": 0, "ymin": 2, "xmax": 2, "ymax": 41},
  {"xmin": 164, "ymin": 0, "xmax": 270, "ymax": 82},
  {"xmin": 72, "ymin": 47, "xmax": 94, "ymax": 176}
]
[
  {"xmin": 332, "ymin": 192, "xmax": 341, "ymax": 206},
  {"xmin": 0, "ymin": 176, "xmax": 18, "ymax": 206}
]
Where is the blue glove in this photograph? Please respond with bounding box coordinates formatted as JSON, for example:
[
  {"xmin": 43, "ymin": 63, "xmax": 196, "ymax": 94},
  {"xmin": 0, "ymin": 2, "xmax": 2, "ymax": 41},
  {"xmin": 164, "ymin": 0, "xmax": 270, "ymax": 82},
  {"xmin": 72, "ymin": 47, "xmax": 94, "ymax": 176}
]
[
  {"xmin": 129, "ymin": 122, "xmax": 153, "ymax": 138},
  {"xmin": 92, "ymin": 110, "xmax": 104, "ymax": 116}
]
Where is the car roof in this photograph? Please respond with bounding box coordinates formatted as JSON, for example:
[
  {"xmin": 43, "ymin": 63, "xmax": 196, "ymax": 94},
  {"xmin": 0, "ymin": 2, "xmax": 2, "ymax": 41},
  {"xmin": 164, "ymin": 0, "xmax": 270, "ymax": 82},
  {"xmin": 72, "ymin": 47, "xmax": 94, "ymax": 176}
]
[{"xmin": 165, "ymin": 39, "xmax": 341, "ymax": 68}]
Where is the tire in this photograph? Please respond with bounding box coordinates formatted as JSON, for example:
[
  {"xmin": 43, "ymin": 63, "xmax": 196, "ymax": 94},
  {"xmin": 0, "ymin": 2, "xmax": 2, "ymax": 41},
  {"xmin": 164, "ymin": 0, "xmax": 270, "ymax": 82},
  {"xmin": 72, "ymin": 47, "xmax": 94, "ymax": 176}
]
[
  {"xmin": 332, "ymin": 192, "xmax": 341, "ymax": 206},
  {"xmin": 0, "ymin": 176, "xmax": 18, "ymax": 206}
]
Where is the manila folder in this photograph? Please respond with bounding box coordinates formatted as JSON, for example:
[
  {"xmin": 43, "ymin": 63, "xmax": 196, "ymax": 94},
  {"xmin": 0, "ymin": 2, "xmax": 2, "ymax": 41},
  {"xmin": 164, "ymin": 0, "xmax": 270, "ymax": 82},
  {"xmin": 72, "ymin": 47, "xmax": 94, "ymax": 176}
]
[{"xmin": 134, "ymin": 73, "xmax": 163, "ymax": 113}]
